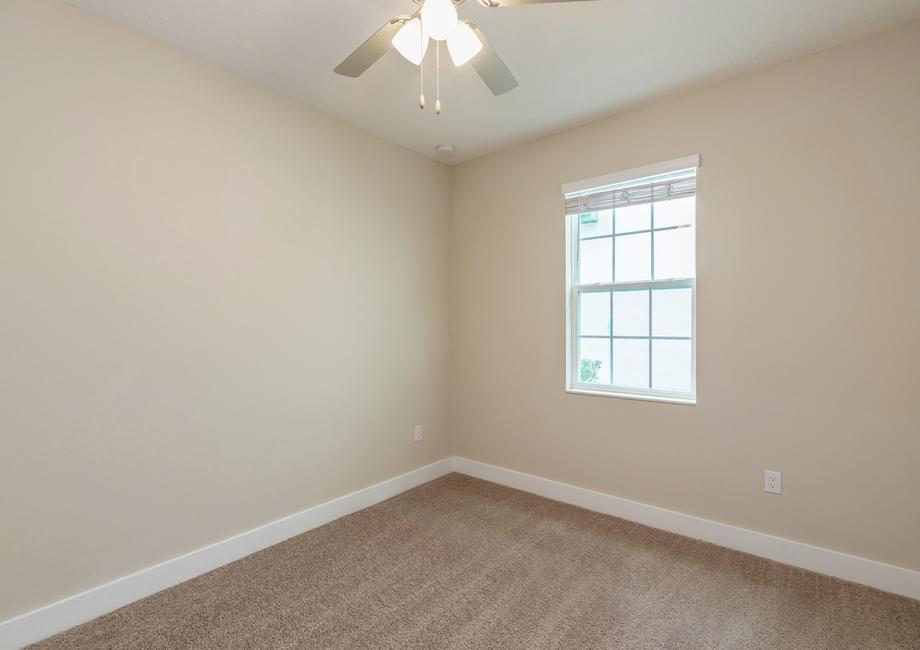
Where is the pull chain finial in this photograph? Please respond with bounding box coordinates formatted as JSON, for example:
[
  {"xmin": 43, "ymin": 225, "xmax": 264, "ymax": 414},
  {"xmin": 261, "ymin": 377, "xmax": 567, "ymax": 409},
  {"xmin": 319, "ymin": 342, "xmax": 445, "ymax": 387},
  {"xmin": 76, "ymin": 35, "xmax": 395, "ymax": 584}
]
[
  {"xmin": 418, "ymin": 18, "xmax": 426, "ymax": 110},
  {"xmin": 435, "ymin": 41, "xmax": 442, "ymax": 115}
]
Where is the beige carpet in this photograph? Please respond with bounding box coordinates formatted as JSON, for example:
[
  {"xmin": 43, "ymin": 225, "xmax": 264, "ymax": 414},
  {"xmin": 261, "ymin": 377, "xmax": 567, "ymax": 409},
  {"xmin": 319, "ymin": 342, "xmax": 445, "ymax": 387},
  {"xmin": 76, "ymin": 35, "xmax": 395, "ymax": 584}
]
[{"xmin": 32, "ymin": 473, "xmax": 920, "ymax": 649}]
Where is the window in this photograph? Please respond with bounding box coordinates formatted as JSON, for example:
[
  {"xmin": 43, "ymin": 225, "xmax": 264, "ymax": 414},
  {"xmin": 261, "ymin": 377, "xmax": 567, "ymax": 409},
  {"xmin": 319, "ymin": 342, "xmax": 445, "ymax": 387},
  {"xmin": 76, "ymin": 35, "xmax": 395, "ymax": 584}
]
[{"xmin": 564, "ymin": 156, "xmax": 698, "ymax": 404}]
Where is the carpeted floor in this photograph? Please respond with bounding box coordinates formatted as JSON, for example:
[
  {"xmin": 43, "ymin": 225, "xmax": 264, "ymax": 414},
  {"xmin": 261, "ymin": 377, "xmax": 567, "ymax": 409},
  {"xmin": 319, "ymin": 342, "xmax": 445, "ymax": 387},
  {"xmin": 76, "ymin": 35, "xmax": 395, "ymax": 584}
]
[{"xmin": 32, "ymin": 473, "xmax": 920, "ymax": 649}]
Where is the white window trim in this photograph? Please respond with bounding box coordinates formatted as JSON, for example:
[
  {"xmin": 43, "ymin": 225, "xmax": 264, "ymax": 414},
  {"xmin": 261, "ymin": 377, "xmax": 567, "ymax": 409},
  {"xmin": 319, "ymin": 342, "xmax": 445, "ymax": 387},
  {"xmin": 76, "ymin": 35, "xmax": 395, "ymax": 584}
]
[{"xmin": 563, "ymin": 156, "xmax": 700, "ymax": 405}]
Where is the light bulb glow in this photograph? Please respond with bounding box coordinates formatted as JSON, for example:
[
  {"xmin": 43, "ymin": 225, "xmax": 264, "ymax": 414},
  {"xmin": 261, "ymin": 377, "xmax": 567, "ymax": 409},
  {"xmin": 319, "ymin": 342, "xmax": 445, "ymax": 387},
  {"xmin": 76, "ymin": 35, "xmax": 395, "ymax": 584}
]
[
  {"xmin": 420, "ymin": 0, "xmax": 458, "ymax": 41},
  {"xmin": 446, "ymin": 21, "xmax": 482, "ymax": 66},
  {"xmin": 392, "ymin": 18, "xmax": 429, "ymax": 65}
]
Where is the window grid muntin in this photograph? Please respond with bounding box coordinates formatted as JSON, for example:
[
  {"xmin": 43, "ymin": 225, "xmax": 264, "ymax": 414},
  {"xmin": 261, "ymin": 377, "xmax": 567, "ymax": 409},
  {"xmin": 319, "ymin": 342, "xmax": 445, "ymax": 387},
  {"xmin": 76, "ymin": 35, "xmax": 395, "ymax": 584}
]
[
  {"xmin": 573, "ymin": 194, "xmax": 695, "ymax": 397},
  {"xmin": 580, "ymin": 223, "xmax": 685, "ymax": 242}
]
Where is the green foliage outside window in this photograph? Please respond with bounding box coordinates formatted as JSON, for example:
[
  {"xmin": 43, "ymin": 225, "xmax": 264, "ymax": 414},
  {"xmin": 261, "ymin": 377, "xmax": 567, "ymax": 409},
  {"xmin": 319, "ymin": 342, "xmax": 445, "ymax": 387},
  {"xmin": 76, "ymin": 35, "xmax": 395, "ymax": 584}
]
[{"xmin": 580, "ymin": 358, "xmax": 602, "ymax": 382}]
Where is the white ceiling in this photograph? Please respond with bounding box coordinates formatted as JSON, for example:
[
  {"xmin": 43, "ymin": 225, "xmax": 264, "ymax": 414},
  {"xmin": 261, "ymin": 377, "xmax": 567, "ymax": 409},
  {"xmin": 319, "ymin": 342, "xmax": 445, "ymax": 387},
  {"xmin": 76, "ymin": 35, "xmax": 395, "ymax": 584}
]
[{"xmin": 65, "ymin": 0, "xmax": 920, "ymax": 163}]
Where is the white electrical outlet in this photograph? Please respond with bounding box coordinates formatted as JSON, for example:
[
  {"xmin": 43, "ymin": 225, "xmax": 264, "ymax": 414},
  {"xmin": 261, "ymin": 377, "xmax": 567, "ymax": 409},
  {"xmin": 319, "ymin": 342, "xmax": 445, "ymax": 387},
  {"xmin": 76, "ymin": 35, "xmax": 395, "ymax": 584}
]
[
  {"xmin": 413, "ymin": 425, "xmax": 424, "ymax": 442},
  {"xmin": 764, "ymin": 470, "xmax": 782, "ymax": 494}
]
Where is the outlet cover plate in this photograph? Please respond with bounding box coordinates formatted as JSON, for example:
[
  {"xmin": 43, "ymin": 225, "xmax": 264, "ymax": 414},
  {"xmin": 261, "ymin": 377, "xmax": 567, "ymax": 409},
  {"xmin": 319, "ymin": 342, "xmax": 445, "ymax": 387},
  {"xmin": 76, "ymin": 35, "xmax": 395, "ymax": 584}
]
[{"xmin": 764, "ymin": 470, "xmax": 782, "ymax": 494}]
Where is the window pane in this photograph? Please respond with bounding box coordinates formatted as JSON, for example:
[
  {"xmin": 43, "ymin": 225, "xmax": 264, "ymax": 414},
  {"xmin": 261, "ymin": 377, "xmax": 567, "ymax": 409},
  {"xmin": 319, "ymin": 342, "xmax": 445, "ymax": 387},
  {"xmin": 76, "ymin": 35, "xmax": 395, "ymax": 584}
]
[
  {"xmin": 654, "ymin": 197, "xmax": 695, "ymax": 229},
  {"xmin": 579, "ymin": 292, "xmax": 610, "ymax": 336},
  {"xmin": 652, "ymin": 339, "xmax": 692, "ymax": 392},
  {"xmin": 579, "ymin": 210, "xmax": 613, "ymax": 238},
  {"xmin": 612, "ymin": 290, "xmax": 649, "ymax": 336},
  {"xmin": 579, "ymin": 237, "xmax": 612, "ymax": 284},
  {"xmin": 612, "ymin": 338, "xmax": 649, "ymax": 389},
  {"xmin": 615, "ymin": 204, "xmax": 650, "ymax": 234},
  {"xmin": 614, "ymin": 232, "xmax": 651, "ymax": 282},
  {"xmin": 654, "ymin": 227, "xmax": 694, "ymax": 280},
  {"xmin": 579, "ymin": 338, "xmax": 610, "ymax": 384},
  {"xmin": 651, "ymin": 288, "xmax": 692, "ymax": 338}
]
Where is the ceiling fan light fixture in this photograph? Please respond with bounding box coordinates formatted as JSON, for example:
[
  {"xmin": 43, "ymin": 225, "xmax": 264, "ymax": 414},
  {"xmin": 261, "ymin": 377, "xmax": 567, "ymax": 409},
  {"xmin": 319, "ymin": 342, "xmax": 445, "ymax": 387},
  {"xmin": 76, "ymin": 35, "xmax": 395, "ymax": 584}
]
[
  {"xmin": 420, "ymin": 0, "xmax": 458, "ymax": 41},
  {"xmin": 446, "ymin": 21, "xmax": 482, "ymax": 66},
  {"xmin": 392, "ymin": 18, "xmax": 429, "ymax": 65},
  {"xmin": 336, "ymin": 0, "xmax": 596, "ymax": 105}
]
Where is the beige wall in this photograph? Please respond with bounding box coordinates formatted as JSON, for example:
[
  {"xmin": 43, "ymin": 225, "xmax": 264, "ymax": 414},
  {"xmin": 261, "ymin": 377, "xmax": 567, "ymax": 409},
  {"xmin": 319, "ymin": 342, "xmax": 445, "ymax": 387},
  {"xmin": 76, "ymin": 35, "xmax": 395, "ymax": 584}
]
[
  {"xmin": 451, "ymin": 21, "xmax": 920, "ymax": 572},
  {"xmin": 0, "ymin": 0, "xmax": 451, "ymax": 620}
]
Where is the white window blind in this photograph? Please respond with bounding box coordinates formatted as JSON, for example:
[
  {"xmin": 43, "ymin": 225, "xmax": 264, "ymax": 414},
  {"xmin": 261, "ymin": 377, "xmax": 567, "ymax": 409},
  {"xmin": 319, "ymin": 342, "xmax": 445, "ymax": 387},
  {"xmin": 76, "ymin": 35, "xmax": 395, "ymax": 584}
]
[{"xmin": 564, "ymin": 175, "xmax": 696, "ymax": 216}]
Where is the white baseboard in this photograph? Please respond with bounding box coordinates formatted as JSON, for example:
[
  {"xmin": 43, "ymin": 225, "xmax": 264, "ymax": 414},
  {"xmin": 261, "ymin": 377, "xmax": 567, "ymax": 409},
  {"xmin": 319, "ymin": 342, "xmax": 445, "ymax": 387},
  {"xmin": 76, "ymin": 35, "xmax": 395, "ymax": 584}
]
[
  {"xmin": 0, "ymin": 457, "xmax": 454, "ymax": 650},
  {"xmin": 453, "ymin": 457, "xmax": 920, "ymax": 602},
  {"xmin": 5, "ymin": 455, "xmax": 917, "ymax": 649}
]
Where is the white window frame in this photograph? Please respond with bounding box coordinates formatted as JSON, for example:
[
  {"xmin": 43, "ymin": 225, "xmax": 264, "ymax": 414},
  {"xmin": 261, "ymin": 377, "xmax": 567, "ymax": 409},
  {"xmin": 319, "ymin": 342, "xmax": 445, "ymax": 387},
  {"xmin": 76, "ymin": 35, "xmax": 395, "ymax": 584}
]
[{"xmin": 564, "ymin": 155, "xmax": 699, "ymax": 405}]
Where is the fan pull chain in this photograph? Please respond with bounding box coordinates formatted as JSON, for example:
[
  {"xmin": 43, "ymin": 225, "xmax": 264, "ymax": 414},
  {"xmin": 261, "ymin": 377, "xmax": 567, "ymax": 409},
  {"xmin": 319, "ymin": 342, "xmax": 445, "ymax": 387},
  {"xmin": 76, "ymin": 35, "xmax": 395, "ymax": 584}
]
[
  {"xmin": 435, "ymin": 41, "xmax": 442, "ymax": 115},
  {"xmin": 418, "ymin": 20, "xmax": 426, "ymax": 110}
]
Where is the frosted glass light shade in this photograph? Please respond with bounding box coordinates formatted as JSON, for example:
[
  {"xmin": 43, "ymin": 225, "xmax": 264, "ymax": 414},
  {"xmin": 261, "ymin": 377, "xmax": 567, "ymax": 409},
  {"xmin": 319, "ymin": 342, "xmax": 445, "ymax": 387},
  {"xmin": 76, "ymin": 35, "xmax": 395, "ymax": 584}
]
[
  {"xmin": 446, "ymin": 21, "xmax": 482, "ymax": 66},
  {"xmin": 392, "ymin": 18, "xmax": 429, "ymax": 65},
  {"xmin": 420, "ymin": 0, "xmax": 458, "ymax": 41}
]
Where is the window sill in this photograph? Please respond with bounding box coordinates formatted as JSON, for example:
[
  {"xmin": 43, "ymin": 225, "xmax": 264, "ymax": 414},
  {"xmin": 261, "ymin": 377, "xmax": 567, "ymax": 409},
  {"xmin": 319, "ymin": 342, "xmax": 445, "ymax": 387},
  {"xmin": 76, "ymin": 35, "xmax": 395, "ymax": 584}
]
[{"xmin": 566, "ymin": 387, "xmax": 696, "ymax": 406}]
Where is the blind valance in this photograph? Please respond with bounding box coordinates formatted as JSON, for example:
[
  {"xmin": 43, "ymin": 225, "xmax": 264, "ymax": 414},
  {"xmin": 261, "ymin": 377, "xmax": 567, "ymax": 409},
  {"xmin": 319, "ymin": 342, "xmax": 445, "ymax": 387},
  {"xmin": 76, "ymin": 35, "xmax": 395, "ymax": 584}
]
[{"xmin": 564, "ymin": 174, "xmax": 696, "ymax": 216}]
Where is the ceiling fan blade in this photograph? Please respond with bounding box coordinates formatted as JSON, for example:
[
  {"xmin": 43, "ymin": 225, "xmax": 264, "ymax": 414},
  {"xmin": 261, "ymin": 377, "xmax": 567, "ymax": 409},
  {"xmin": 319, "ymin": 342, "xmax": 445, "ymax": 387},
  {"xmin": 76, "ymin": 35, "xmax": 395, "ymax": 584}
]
[
  {"xmin": 334, "ymin": 19, "xmax": 404, "ymax": 78},
  {"xmin": 467, "ymin": 25, "xmax": 518, "ymax": 96},
  {"xmin": 481, "ymin": 0, "xmax": 598, "ymax": 5}
]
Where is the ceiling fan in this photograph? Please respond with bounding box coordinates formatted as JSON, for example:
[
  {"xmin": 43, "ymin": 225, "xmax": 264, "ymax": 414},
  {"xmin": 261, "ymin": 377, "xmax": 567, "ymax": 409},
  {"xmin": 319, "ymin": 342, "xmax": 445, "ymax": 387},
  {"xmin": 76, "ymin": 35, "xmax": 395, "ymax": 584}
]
[{"xmin": 334, "ymin": 0, "xmax": 596, "ymax": 114}]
